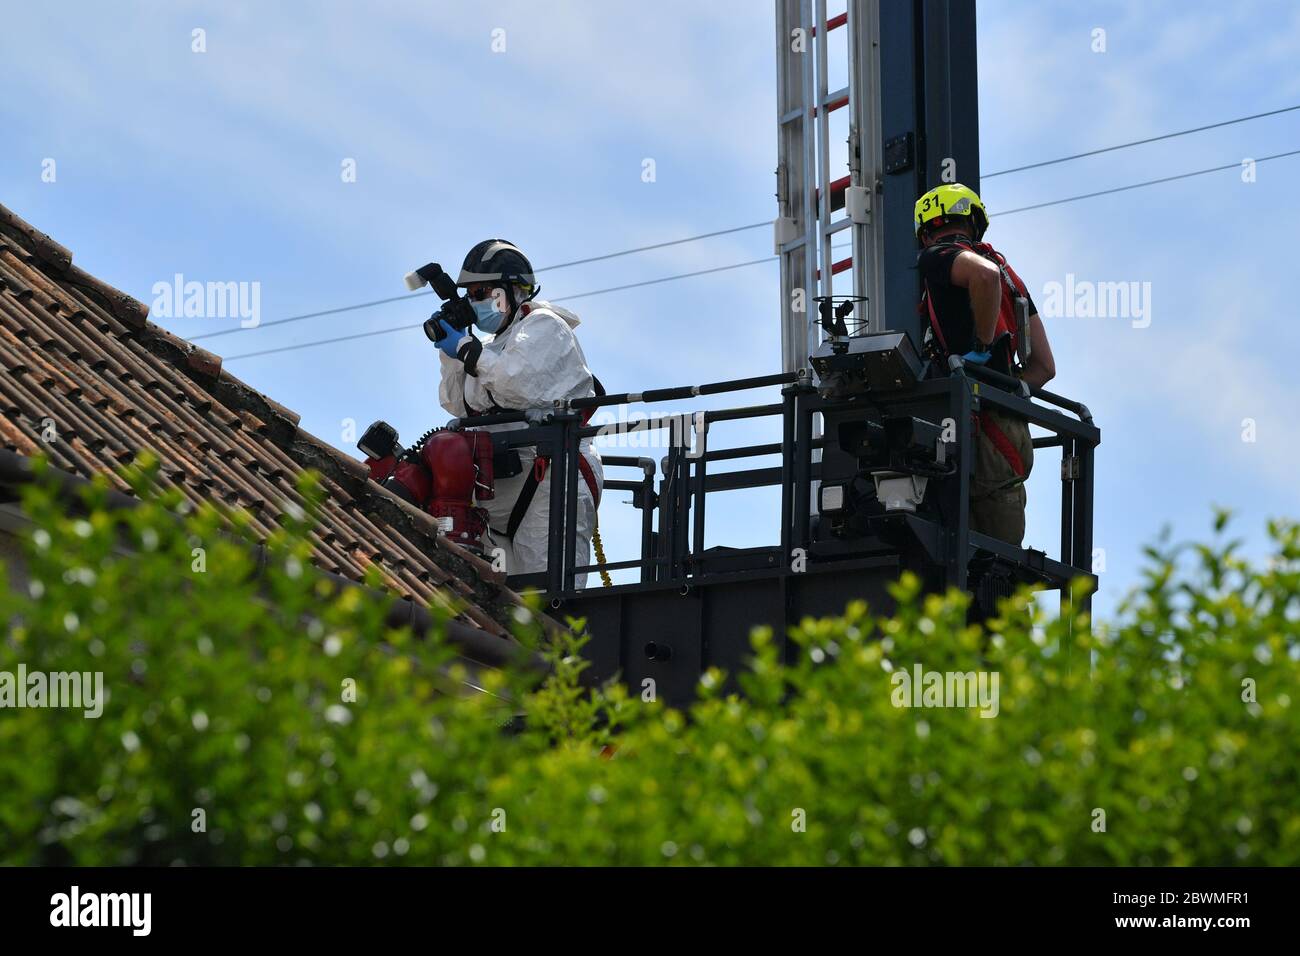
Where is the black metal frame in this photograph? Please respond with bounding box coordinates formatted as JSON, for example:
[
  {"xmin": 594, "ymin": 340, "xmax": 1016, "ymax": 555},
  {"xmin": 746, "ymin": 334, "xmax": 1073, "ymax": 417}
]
[
  {"xmin": 448, "ymin": 366, "xmax": 1097, "ymax": 608},
  {"xmin": 444, "ymin": 362, "xmax": 1097, "ymax": 705}
]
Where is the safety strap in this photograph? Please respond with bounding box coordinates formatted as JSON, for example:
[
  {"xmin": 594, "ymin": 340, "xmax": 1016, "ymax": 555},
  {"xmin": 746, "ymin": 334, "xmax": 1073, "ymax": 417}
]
[
  {"xmin": 975, "ymin": 243, "xmax": 1030, "ymax": 303},
  {"xmin": 922, "ymin": 243, "xmax": 1027, "ymax": 363},
  {"xmin": 503, "ymin": 453, "xmax": 602, "ymax": 540},
  {"xmin": 923, "ymin": 241, "xmax": 1028, "ymax": 485},
  {"xmin": 921, "ymin": 280, "xmax": 950, "ymax": 355},
  {"xmin": 977, "ymin": 410, "xmax": 1026, "ymax": 479},
  {"xmin": 582, "ymin": 375, "xmax": 606, "ymax": 426},
  {"xmin": 462, "ymin": 388, "xmax": 510, "ymax": 419}
]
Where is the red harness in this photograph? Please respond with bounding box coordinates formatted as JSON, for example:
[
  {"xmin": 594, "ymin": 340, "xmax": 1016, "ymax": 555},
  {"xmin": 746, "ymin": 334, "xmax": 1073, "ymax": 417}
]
[
  {"xmin": 977, "ymin": 412, "xmax": 1026, "ymax": 479},
  {"xmin": 531, "ymin": 453, "xmax": 602, "ymax": 506},
  {"xmin": 920, "ymin": 239, "xmax": 1030, "ymax": 366},
  {"xmin": 921, "ymin": 240, "xmax": 1030, "ymax": 481}
]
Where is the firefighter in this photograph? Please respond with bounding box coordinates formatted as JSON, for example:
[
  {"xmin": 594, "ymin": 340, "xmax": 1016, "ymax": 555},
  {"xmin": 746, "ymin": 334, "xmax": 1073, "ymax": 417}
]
[
  {"xmin": 432, "ymin": 239, "xmax": 604, "ymax": 585},
  {"xmin": 914, "ymin": 183, "xmax": 1056, "ymax": 547}
]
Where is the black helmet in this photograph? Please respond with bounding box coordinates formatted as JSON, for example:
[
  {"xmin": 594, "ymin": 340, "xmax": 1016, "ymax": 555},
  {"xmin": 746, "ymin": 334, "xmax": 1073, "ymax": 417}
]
[{"xmin": 456, "ymin": 239, "xmax": 536, "ymax": 287}]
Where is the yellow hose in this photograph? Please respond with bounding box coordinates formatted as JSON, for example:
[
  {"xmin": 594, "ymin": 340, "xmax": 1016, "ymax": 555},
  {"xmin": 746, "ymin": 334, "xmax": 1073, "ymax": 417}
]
[{"xmin": 592, "ymin": 514, "xmax": 613, "ymax": 588}]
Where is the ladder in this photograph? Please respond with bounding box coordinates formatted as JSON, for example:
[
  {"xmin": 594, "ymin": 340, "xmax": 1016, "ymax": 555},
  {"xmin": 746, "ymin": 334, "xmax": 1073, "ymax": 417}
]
[{"xmin": 775, "ymin": 0, "xmax": 886, "ymax": 374}]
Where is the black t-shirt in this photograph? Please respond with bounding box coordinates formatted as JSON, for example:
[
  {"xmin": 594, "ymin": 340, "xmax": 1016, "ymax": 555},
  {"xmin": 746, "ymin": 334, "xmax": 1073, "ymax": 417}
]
[{"xmin": 916, "ymin": 237, "xmax": 1035, "ymax": 376}]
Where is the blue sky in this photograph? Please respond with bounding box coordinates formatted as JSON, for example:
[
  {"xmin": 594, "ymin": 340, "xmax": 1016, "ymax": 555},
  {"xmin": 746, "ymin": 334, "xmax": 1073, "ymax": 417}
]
[{"xmin": 3, "ymin": 1, "xmax": 1298, "ymax": 621}]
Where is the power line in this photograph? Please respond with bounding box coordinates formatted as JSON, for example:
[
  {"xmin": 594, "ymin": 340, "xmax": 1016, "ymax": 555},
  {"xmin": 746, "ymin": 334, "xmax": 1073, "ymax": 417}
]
[
  {"xmin": 192, "ymin": 291, "xmax": 432, "ymax": 341},
  {"xmin": 193, "ymin": 221, "xmax": 770, "ymax": 342},
  {"xmin": 223, "ymin": 257, "xmax": 777, "ymax": 362},
  {"xmin": 201, "ymin": 107, "xmax": 1296, "ymax": 346},
  {"xmin": 995, "ymin": 148, "xmax": 1300, "ymax": 216},
  {"xmin": 537, "ymin": 220, "xmax": 769, "ymax": 271},
  {"xmin": 222, "ymin": 321, "xmax": 427, "ymax": 361},
  {"xmin": 554, "ymin": 256, "xmax": 775, "ymax": 302},
  {"xmin": 221, "ymin": 145, "xmax": 1300, "ymax": 363},
  {"xmin": 984, "ymin": 104, "xmax": 1300, "ymax": 179}
]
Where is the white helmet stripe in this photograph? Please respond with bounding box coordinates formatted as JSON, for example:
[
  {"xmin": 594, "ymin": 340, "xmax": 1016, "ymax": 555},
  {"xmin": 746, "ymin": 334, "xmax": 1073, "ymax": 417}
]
[{"xmin": 478, "ymin": 240, "xmax": 521, "ymax": 260}]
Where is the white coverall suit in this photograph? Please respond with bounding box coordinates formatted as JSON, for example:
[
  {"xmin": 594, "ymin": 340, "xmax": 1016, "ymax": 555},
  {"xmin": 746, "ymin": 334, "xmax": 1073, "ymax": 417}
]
[{"xmin": 438, "ymin": 301, "xmax": 603, "ymax": 586}]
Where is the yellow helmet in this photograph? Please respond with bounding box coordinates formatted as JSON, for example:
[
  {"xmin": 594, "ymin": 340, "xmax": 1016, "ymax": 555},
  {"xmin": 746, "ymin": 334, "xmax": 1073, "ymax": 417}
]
[{"xmin": 914, "ymin": 183, "xmax": 988, "ymax": 240}]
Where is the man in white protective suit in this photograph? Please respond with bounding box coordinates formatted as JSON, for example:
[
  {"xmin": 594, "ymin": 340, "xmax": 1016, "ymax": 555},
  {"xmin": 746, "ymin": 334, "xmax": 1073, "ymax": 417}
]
[{"xmin": 431, "ymin": 239, "xmax": 604, "ymax": 587}]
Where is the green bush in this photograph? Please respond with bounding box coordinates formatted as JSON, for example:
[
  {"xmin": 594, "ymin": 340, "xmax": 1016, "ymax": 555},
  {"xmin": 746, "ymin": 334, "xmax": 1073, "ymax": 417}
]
[{"xmin": 1, "ymin": 457, "xmax": 1297, "ymax": 865}]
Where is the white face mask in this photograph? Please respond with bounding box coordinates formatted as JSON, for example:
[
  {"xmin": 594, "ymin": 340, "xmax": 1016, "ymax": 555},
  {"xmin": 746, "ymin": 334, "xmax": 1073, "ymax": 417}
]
[
  {"xmin": 473, "ymin": 287, "xmax": 512, "ymax": 332},
  {"xmin": 471, "ymin": 296, "xmax": 506, "ymax": 333}
]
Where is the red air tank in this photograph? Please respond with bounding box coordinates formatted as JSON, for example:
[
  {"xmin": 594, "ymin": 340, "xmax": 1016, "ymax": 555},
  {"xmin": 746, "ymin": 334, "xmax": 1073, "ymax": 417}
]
[{"xmin": 422, "ymin": 430, "xmax": 492, "ymax": 551}]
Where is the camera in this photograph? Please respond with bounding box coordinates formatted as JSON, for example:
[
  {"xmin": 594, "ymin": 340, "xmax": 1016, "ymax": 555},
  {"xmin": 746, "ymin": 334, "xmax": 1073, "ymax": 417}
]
[{"xmin": 404, "ymin": 262, "xmax": 476, "ymax": 344}]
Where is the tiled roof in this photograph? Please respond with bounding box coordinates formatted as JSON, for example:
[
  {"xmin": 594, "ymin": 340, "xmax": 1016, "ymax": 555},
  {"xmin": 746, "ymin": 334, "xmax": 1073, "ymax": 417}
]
[{"xmin": 0, "ymin": 200, "xmax": 535, "ymax": 640}]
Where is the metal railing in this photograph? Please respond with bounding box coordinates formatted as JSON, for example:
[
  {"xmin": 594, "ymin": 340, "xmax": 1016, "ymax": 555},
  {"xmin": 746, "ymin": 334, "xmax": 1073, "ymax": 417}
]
[{"xmin": 446, "ymin": 363, "xmax": 1098, "ymax": 607}]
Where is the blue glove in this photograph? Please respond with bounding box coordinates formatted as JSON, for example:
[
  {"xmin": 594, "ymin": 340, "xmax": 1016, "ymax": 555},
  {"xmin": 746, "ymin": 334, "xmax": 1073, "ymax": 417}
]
[
  {"xmin": 434, "ymin": 319, "xmax": 471, "ymax": 360},
  {"xmin": 959, "ymin": 348, "xmax": 991, "ymax": 366}
]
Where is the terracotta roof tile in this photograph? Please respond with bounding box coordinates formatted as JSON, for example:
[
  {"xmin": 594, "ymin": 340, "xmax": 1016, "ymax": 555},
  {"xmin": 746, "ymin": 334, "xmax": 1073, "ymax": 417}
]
[{"xmin": 0, "ymin": 200, "xmax": 542, "ymax": 638}]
